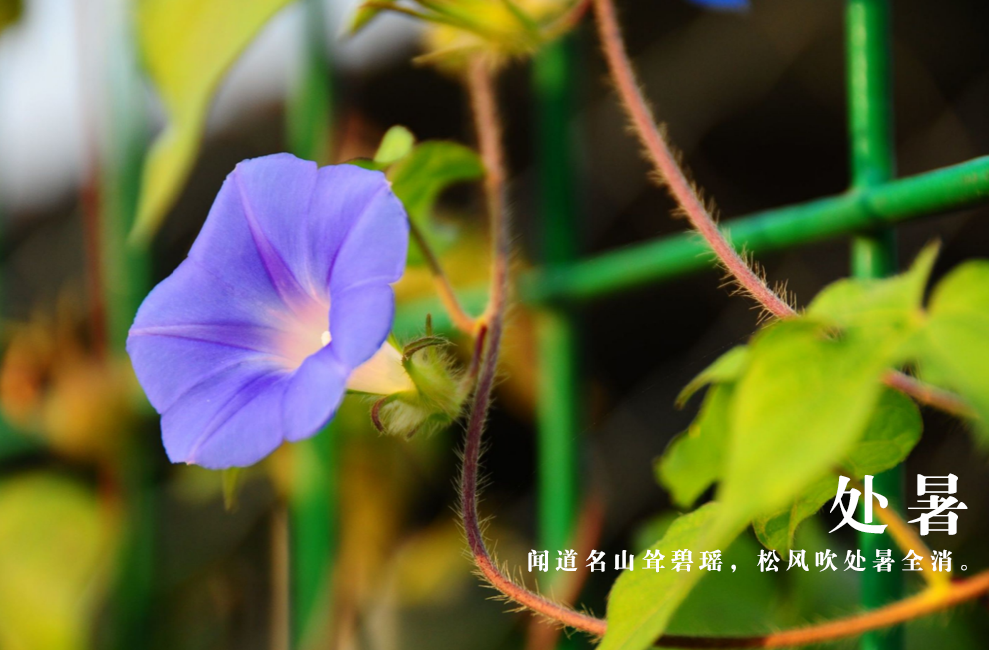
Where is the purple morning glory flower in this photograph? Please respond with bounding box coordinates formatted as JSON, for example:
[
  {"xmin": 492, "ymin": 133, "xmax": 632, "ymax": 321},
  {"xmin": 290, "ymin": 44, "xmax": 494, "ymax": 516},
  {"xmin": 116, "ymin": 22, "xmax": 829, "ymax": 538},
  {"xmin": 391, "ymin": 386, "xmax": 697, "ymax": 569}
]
[{"xmin": 127, "ymin": 154, "xmax": 412, "ymax": 469}]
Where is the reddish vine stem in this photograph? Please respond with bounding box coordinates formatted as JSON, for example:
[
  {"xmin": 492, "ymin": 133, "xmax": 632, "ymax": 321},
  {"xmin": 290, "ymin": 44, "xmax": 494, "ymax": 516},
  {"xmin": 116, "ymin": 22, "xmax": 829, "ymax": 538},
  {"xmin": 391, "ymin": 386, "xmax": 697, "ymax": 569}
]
[
  {"xmin": 882, "ymin": 371, "xmax": 973, "ymax": 419},
  {"xmin": 460, "ymin": 54, "xmax": 608, "ymax": 637},
  {"xmin": 468, "ymin": 58, "xmax": 511, "ymax": 325},
  {"xmin": 590, "ymin": 0, "xmax": 970, "ymax": 420},
  {"xmin": 591, "ymin": 0, "xmax": 792, "ymax": 320},
  {"xmin": 525, "ymin": 495, "xmax": 606, "ymax": 650}
]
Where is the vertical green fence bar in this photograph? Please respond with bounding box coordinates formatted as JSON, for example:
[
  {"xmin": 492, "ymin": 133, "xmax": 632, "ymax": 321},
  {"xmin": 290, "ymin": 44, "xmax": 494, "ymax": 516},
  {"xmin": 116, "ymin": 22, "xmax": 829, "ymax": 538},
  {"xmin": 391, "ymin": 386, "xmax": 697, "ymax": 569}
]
[
  {"xmin": 104, "ymin": 2, "xmax": 155, "ymax": 646},
  {"xmin": 287, "ymin": 0, "xmax": 336, "ymax": 647},
  {"xmin": 846, "ymin": 2, "xmax": 902, "ymax": 649},
  {"xmin": 533, "ymin": 33, "xmax": 581, "ymax": 618}
]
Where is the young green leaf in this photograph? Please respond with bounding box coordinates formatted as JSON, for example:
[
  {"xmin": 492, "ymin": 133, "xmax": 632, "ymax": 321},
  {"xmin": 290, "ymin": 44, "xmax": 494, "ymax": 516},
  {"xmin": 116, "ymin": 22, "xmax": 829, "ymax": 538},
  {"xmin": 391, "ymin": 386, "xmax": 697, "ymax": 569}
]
[
  {"xmin": 657, "ymin": 383, "xmax": 733, "ymax": 509},
  {"xmin": 600, "ymin": 503, "xmax": 745, "ymax": 650},
  {"xmin": 131, "ymin": 0, "xmax": 294, "ymax": 244},
  {"xmin": 374, "ymin": 125, "xmax": 416, "ymax": 165},
  {"xmin": 917, "ymin": 260, "xmax": 989, "ymax": 443},
  {"xmin": 389, "ymin": 141, "xmax": 484, "ymax": 264},
  {"xmin": 719, "ymin": 320, "xmax": 907, "ymax": 521},
  {"xmin": 676, "ymin": 345, "xmax": 748, "ymax": 407},
  {"xmin": 753, "ymin": 389, "xmax": 922, "ymax": 551},
  {"xmin": 806, "ymin": 242, "xmax": 937, "ymax": 331}
]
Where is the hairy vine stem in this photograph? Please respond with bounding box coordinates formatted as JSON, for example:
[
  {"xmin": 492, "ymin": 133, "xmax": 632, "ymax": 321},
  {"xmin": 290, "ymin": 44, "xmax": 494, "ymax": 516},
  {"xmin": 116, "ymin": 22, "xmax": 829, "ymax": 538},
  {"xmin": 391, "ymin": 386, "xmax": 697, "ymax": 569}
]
[
  {"xmin": 460, "ymin": 53, "xmax": 609, "ymax": 637},
  {"xmin": 455, "ymin": 15, "xmax": 989, "ymax": 650},
  {"xmin": 590, "ymin": 0, "xmax": 970, "ymax": 421}
]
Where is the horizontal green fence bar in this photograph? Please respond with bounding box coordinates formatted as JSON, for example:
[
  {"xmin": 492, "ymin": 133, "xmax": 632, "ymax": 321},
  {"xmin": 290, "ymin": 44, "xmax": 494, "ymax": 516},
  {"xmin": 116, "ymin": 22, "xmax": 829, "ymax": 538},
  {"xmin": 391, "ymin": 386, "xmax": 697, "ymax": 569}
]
[{"xmin": 394, "ymin": 155, "xmax": 989, "ymax": 337}]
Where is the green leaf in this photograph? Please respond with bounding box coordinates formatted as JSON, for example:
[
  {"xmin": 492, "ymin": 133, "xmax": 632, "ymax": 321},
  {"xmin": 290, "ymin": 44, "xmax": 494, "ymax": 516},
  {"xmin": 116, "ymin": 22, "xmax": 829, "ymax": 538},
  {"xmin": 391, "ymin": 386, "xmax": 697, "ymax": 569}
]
[
  {"xmin": 752, "ymin": 475, "xmax": 835, "ymax": 554},
  {"xmin": 719, "ymin": 320, "xmax": 906, "ymax": 521},
  {"xmin": 131, "ymin": 0, "xmax": 294, "ymax": 244},
  {"xmin": 657, "ymin": 383, "xmax": 733, "ymax": 509},
  {"xmin": 0, "ymin": 473, "xmax": 115, "ymax": 650},
  {"xmin": 917, "ymin": 260, "xmax": 989, "ymax": 443},
  {"xmin": 753, "ymin": 389, "xmax": 922, "ymax": 550},
  {"xmin": 389, "ymin": 141, "xmax": 484, "ymax": 264},
  {"xmin": 374, "ymin": 125, "xmax": 416, "ymax": 165},
  {"xmin": 665, "ymin": 531, "xmax": 779, "ymax": 637},
  {"xmin": 600, "ymin": 503, "xmax": 745, "ymax": 650},
  {"xmin": 0, "ymin": 0, "xmax": 21, "ymax": 34},
  {"xmin": 842, "ymin": 389, "xmax": 923, "ymax": 477},
  {"xmin": 806, "ymin": 242, "xmax": 937, "ymax": 331},
  {"xmin": 676, "ymin": 346, "xmax": 748, "ymax": 407}
]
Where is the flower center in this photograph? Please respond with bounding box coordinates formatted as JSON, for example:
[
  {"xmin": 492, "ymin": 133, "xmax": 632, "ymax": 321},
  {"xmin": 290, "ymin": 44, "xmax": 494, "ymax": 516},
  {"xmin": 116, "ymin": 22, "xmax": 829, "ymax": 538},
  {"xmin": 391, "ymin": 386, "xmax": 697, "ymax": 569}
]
[{"xmin": 276, "ymin": 297, "xmax": 331, "ymax": 370}]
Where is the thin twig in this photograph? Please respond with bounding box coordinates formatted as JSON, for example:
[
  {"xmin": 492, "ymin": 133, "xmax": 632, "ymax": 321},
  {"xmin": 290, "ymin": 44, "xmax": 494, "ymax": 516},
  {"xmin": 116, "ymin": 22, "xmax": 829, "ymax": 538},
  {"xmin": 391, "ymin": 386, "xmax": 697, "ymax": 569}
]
[
  {"xmin": 467, "ymin": 58, "xmax": 510, "ymax": 325},
  {"xmin": 408, "ymin": 207, "xmax": 480, "ymax": 335},
  {"xmin": 882, "ymin": 371, "xmax": 974, "ymax": 419},
  {"xmin": 590, "ymin": 0, "xmax": 970, "ymax": 420}
]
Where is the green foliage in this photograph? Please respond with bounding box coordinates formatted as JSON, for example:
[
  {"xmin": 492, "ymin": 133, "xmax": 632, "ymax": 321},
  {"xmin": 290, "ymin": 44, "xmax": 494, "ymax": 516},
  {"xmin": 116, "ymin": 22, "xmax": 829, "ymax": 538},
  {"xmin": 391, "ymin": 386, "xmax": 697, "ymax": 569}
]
[
  {"xmin": 132, "ymin": 0, "xmax": 294, "ymax": 244},
  {"xmin": 374, "ymin": 125, "xmax": 415, "ymax": 165},
  {"xmin": 599, "ymin": 503, "xmax": 746, "ymax": 650},
  {"xmin": 365, "ymin": 126, "xmax": 484, "ymax": 265},
  {"xmin": 719, "ymin": 319, "xmax": 904, "ymax": 521},
  {"xmin": 753, "ymin": 389, "xmax": 921, "ymax": 551},
  {"xmin": 618, "ymin": 248, "xmax": 973, "ymax": 649},
  {"xmin": 657, "ymin": 383, "xmax": 732, "ymax": 509},
  {"xmin": 659, "ymin": 247, "xmax": 939, "ymax": 522},
  {"xmin": 676, "ymin": 345, "xmax": 748, "ymax": 407},
  {"xmin": 805, "ymin": 242, "xmax": 937, "ymax": 331},
  {"xmin": 0, "ymin": 473, "xmax": 116, "ymax": 650},
  {"xmin": 916, "ymin": 261, "xmax": 989, "ymax": 443}
]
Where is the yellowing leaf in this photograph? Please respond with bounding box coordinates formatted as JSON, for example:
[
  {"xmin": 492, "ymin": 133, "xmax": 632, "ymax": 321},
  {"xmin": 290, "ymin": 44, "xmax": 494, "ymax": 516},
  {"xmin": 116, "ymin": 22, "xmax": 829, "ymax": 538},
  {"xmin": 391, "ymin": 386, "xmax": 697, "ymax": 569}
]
[
  {"xmin": 131, "ymin": 0, "xmax": 294, "ymax": 244},
  {"xmin": 0, "ymin": 473, "xmax": 117, "ymax": 650}
]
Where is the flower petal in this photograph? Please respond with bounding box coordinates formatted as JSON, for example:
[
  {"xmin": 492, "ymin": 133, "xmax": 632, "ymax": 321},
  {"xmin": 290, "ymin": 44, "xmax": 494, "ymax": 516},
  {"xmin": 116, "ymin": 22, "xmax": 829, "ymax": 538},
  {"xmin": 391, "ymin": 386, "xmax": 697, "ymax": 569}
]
[
  {"xmin": 188, "ymin": 155, "xmax": 320, "ymax": 315},
  {"xmin": 326, "ymin": 175, "xmax": 409, "ymax": 294},
  {"xmin": 282, "ymin": 346, "xmax": 349, "ymax": 442},
  {"xmin": 328, "ymin": 283, "xmax": 396, "ymax": 368},
  {"xmin": 160, "ymin": 364, "xmax": 286, "ymax": 468},
  {"xmin": 309, "ymin": 165, "xmax": 407, "ymax": 293},
  {"xmin": 127, "ymin": 259, "xmax": 292, "ymax": 412}
]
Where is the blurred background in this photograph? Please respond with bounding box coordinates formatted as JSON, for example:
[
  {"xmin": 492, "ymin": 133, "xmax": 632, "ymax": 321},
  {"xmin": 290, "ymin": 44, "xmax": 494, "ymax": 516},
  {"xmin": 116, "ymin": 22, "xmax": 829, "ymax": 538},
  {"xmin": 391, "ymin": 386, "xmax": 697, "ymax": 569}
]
[{"xmin": 1, "ymin": 0, "xmax": 988, "ymax": 648}]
